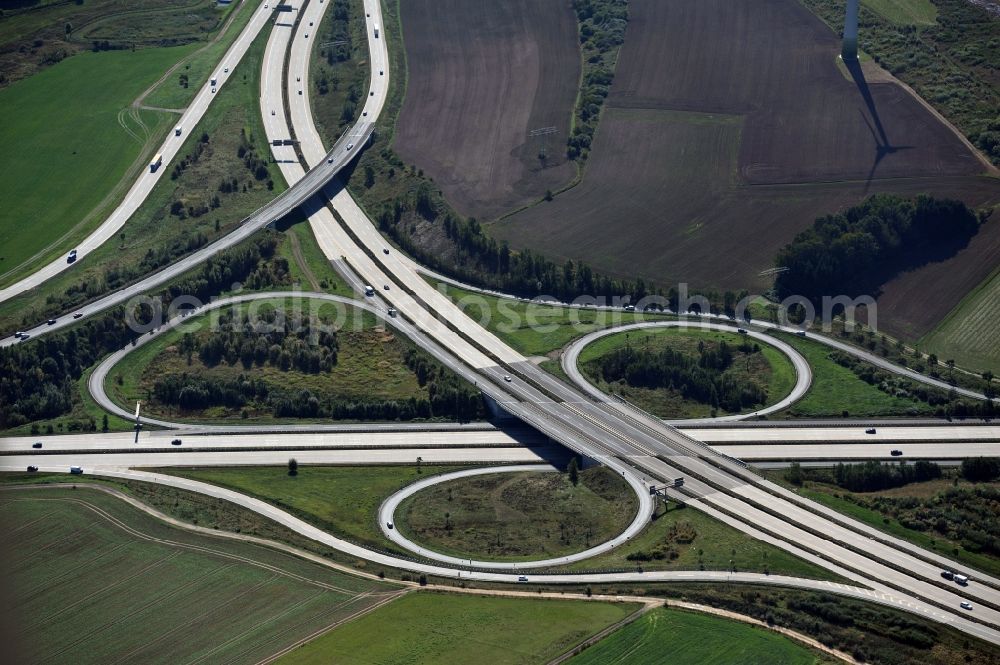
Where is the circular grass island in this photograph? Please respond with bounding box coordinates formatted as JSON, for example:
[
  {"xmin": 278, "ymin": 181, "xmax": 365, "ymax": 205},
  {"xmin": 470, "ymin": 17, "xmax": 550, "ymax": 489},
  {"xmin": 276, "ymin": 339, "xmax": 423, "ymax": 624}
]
[
  {"xmin": 395, "ymin": 467, "xmax": 639, "ymax": 562},
  {"xmin": 577, "ymin": 327, "xmax": 797, "ymax": 419}
]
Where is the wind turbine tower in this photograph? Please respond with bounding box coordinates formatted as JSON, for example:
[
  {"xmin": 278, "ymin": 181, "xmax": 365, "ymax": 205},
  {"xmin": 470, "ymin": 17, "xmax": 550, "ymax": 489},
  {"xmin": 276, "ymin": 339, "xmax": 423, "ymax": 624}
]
[{"xmin": 842, "ymin": 0, "xmax": 860, "ymax": 61}]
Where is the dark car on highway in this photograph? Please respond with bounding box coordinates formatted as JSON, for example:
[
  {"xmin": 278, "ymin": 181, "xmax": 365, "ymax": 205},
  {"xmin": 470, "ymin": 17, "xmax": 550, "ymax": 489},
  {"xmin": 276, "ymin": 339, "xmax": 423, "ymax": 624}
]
[{"xmin": 32, "ymin": 442, "xmax": 42, "ymax": 449}]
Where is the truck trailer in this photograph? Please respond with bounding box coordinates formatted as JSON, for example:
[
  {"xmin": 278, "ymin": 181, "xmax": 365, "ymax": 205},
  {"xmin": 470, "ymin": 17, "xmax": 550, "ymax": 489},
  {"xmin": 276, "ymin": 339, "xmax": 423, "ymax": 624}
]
[{"xmin": 149, "ymin": 153, "xmax": 163, "ymax": 172}]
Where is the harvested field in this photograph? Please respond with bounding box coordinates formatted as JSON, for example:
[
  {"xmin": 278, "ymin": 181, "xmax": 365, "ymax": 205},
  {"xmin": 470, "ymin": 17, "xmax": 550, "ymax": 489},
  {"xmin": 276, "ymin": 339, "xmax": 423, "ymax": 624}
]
[
  {"xmin": 606, "ymin": 0, "xmax": 983, "ymax": 184},
  {"xmin": 394, "ymin": 0, "xmax": 580, "ymax": 220},
  {"xmin": 493, "ymin": 106, "xmax": 999, "ymax": 291},
  {"xmin": 2, "ymin": 485, "xmax": 393, "ymax": 665},
  {"xmin": 493, "ymin": 0, "xmax": 1000, "ymax": 336}
]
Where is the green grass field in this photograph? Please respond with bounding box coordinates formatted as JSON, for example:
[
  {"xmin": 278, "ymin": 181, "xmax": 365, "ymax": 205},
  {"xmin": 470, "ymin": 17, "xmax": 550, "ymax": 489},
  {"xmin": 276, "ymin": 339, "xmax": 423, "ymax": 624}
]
[
  {"xmin": 3, "ymin": 485, "xmax": 394, "ymax": 665},
  {"xmin": 164, "ymin": 464, "xmax": 467, "ymax": 551},
  {"xmin": 397, "ymin": 467, "xmax": 638, "ymax": 561},
  {"xmin": 576, "ymin": 327, "xmax": 796, "ymax": 418},
  {"xmin": 861, "ymin": 0, "xmax": 937, "ymax": 25},
  {"xmin": 0, "ymin": 23, "xmax": 287, "ymax": 331},
  {"xmin": 568, "ymin": 607, "xmax": 827, "ymax": 664},
  {"xmin": 0, "ymin": 46, "xmax": 194, "ymax": 287},
  {"xmin": 277, "ymin": 591, "xmax": 640, "ymax": 665},
  {"xmin": 436, "ymin": 283, "xmax": 676, "ymax": 357},
  {"xmin": 558, "ymin": 502, "xmax": 841, "ymax": 581},
  {"xmin": 920, "ymin": 268, "xmax": 1000, "ymax": 375},
  {"xmin": 771, "ymin": 332, "xmax": 936, "ymax": 418}
]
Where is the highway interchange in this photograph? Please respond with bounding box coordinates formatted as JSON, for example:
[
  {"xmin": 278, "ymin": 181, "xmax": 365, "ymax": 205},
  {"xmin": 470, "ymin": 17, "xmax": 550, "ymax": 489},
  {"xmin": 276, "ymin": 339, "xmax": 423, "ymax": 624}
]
[{"xmin": 3, "ymin": 0, "xmax": 1000, "ymax": 647}]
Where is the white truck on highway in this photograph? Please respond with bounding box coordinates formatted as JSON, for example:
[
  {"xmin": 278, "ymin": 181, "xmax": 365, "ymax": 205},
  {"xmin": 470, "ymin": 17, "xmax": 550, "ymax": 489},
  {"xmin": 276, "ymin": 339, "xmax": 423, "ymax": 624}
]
[
  {"xmin": 364, "ymin": 285, "xmax": 375, "ymax": 297},
  {"xmin": 373, "ymin": 22, "xmax": 379, "ymax": 38},
  {"xmin": 149, "ymin": 153, "xmax": 163, "ymax": 172}
]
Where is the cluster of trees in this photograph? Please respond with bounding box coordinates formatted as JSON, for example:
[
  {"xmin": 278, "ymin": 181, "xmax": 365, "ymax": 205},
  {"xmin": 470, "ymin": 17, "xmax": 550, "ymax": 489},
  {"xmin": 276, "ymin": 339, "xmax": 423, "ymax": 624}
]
[
  {"xmin": 237, "ymin": 133, "xmax": 272, "ymax": 183},
  {"xmin": 152, "ymin": 372, "xmax": 484, "ymax": 422},
  {"xmin": 182, "ymin": 310, "xmax": 340, "ymax": 373},
  {"xmin": 683, "ymin": 585, "xmax": 959, "ymax": 664},
  {"xmin": 91, "ymin": 40, "xmax": 127, "ymax": 52},
  {"xmin": 831, "ymin": 460, "xmax": 942, "ymax": 492},
  {"xmin": 961, "ymin": 457, "xmax": 1000, "ymax": 482},
  {"xmin": 592, "ymin": 341, "xmax": 767, "ymax": 412},
  {"xmin": 377, "ymin": 194, "xmax": 657, "ymax": 302},
  {"xmin": 847, "ymin": 486, "xmax": 1000, "ymax": 558},
  {"xmin": 147, "ymin": 322, "xmax": 484, "ymax": 422},
  {"xmin": 775, "ymin": 194, "xmax": 981, "ymax": 303},
  {"xmin": 1, "ymin": 236, "xmax": 287, "ymax": 430},
  {"xmin": 567, "ymin": 0, "xmax": 628, "ymax": 160}
]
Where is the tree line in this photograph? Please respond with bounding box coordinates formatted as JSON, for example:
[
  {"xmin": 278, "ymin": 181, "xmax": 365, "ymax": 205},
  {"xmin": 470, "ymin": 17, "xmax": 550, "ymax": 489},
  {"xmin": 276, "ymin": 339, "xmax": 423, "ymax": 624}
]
[
  {"xmin": 566, "ymin": 0, "xmax": 628, "ymax": 161},
  {"xmin": 148, "ymin": 320, "xmax": 485, "ymax": 422},
  {"xmin": 831, "ymin": 460, "xmax": 942, "ymax": 492},
  {"xmin": 828, "ymin": 350, "xmax": 998, "ymax": 419},
  {"xmin": 775, "ymin": 194, "xmax": 982, "ymax": 304},
  {"xmin": 590, "ymin": 340, "xmax": 768, "ymax": 412},
  {"xmin": 0, "ymin": 235, "xmax": 287, "ymax": 431}
]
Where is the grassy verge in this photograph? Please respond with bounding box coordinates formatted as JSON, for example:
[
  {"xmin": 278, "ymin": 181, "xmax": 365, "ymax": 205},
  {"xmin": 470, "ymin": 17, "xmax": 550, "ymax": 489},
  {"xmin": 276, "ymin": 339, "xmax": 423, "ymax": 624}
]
[
  {"xmin": 0, "ymin": 0, "xmax": 233, "ymax": 87},
  {"xmin": 2, "ymin": 484, "xmax": 391, "ymax": 665},
  {"xmin": 576, "ymin": 327, "xmax": 796, "ymax": 419},
  {"xmin": 396, "ymin": 467, "xmax": 638, "ymax": 562},
  {"xmin": 769, "ymin": 332, "xmax": 938, "ymax": 418},
  {"xmin": 279, "ymin": 218, "xmax": 353, "ymax": 296},
  {"xmin": 160, "ymin": 464, "xmax": 469, "ymax": 553},
  {"xmin": 568, "ymin": 606, "xmax": 830, "ymax": 664},
  {"xmin": 434, "ymin": 282, "xmax": 675, "ymax": 357},
  {"xmin": 276, "ymin": 591, "xmax": 640, "ymax": 665},
  {"xmin": 555, "ymin": 502, "xmax": 841, "ymax": 581},
  {"xmin": 308, "ymin": 0, "xmax": 370, "ymax": 149},
  {"xmin": 769, "ymin": 469, "xmax": 1000, "ymax": 578},
  {"xmin": 0, "ymin": 21, "xmax": 285, "ymax": 333}
]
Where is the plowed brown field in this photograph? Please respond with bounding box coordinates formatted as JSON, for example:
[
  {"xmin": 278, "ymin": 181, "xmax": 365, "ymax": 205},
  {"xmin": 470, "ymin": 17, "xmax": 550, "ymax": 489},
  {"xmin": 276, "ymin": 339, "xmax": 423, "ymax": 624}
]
[
  {"xmin": 394, "ymin": 0, "xmax": 580, "ymax": 221},
  {"xmin": 491, "ymin": 0, "xmax": 1000, "ymax": 338}
]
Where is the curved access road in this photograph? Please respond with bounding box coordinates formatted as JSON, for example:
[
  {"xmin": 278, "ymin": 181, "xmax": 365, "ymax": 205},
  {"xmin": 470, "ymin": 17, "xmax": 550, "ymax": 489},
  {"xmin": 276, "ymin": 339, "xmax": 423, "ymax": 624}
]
[
  {"xmin": 274, "ymin": 1, "xmax": 1000, "ymax": 639},
  {"xmin": 377, "ymin": 464, "xmax": 654, "ymax": 570},
  {"xmin": 420, "ymin": 269, "xmax": 994, "ymax": 403},
  {"xmin": 0, "ymin": 3, "xmax": 381, "ymax": 349},
  {"xmin": 42, "ymin": 466, "xmax": 992, "ymax": 645},
  {"xmin": 561, "ymin": 321, "xmax": 811, "ymax": 424},
  {"xmin": 0, "ymin": 1, "xmax": 276, "ymax": 302},
  {"xmin": 88, "ymin": 290, "xmax": 498, "ymax": 430}
]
